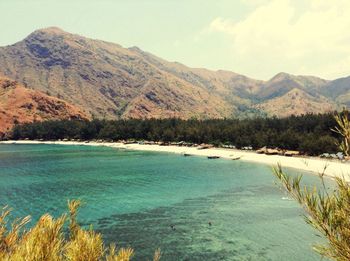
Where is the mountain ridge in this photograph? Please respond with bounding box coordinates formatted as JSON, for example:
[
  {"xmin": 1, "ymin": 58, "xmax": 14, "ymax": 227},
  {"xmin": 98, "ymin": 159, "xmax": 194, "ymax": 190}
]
[
  {"xmin": 0, "ymin": 27, "xmax": 347, "ymax": 120},
  {"xmin": 254, "ymin": 88, "xmax": 336, "ymax": 117}
]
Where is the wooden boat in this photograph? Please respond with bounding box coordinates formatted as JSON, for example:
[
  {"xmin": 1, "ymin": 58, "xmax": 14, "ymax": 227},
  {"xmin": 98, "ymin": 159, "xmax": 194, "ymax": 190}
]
[
  {"xmin": 183, "ymin": 153, "xmax": 193, "ymax": 157},
  {"xmin": 207, "ymin": 156, "xmax": 220, "ymax": 159},
  {"xmin": 231, "ymin": 156, "xmax": 241, "ymax": 160}
]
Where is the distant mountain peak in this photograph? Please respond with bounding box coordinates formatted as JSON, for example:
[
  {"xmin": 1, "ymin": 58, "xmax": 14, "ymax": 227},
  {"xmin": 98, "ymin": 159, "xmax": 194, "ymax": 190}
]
[
  {"xmin": 270, "ymin": 72, "xmax": 292, "ymax": 81},
  {"xmin": 254, "ymin": 87, "xmax": 335, "ymax": 117},
  {"xmin": 32, "ymin": 26, "xmax": 68, "ymax": 35}
]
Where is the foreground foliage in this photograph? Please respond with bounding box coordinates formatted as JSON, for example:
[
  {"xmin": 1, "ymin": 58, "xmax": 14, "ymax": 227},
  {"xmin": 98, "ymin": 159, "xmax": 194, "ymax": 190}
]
[
  {"xmin": 10, "ymin": 113, "xmax": 339, "ymax": 155},
  {"xmin": 274, "ymin": 112, "xmax": 350, "ymax": 260},
  {"xmin": 274, "ymin": 167, "xmax": 350, "ymax": 260},
  {"xmin": 332, "ymin": 112, "xmax": 350, "ymax": 156},
  {"xmin": 0, "ymin": 200, "xmax": 160, "ymax": 261}
]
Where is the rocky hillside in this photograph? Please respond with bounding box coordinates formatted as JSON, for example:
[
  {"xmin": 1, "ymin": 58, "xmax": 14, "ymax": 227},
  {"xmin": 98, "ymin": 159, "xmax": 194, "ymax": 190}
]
[
  {"xmin": 0, "ymin": 27, "xmax": 232, "ymax": 119},
  {"xmin": 318, "ymin": 76, "xmax": 350, "ymax": 107},
  {"xmin": 256, "ymin": 72, "xmax": 328, "ymax": 100},
  {"xmin": 0, "ymin": 27, "xmax": 346, "ymax": 119},
  {"xmin": 254, "ymin": 88, "xmax": 336, "ymax": 118},
  {"xmin": 0, "ymin": 77, "xmax": 89, "ymax": 136}
]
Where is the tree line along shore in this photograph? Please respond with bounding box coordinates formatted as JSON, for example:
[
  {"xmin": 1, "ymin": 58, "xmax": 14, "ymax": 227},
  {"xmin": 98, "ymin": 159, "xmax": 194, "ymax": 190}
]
[{"xmin": 3, "ymin": 112, "xmax": 344, "ymax": 157}]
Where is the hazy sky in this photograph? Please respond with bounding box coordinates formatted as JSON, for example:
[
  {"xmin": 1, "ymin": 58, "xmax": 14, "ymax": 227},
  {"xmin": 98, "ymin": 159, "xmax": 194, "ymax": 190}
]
[{"xmin": 1, "ymin": 0, "xmax": 349, "ymax": 80}]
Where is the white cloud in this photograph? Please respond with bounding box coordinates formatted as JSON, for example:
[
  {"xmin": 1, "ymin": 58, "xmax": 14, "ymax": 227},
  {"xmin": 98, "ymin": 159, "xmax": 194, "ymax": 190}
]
[{"xmin": 205, "ymin": 0, "xmax": 350, "ymax": 79}]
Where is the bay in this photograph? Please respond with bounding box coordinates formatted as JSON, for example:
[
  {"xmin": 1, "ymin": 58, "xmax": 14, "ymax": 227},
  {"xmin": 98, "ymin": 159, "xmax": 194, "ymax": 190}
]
[{"xmin": 0, "ymin": 144, "xmax": 325, "ymax": 260}]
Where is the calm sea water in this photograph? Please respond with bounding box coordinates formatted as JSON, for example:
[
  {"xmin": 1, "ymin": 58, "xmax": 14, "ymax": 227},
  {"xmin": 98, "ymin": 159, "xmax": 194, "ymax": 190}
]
[{"xmin": 0, "ymin": 144, "xmax": 326, "ymax": 260}]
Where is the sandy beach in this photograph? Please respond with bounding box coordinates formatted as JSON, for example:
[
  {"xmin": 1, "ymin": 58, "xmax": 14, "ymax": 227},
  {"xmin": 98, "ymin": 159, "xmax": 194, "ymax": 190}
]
[{"xmin": 1, "ymin": 140, "xmax": 350, "ymax": 180}]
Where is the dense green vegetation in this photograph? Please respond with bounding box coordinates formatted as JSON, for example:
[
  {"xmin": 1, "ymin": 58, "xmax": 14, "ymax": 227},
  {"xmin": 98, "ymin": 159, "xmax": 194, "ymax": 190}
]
[{"xmin": 7, "ymin": 113, "xmax": 341, "ymax": 155}]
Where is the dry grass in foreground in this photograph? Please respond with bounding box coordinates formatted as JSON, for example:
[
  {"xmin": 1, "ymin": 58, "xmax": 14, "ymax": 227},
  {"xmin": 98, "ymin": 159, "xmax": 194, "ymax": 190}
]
[{"xmin": 0, "ymin": 200, "xmax": 161, "ymax": 261}]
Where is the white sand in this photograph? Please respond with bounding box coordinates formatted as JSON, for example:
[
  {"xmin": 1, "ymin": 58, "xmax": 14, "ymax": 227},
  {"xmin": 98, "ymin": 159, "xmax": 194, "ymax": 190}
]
[{"xmin": 1, "ymin": 140, "xmax": 350, "ymax": 180}]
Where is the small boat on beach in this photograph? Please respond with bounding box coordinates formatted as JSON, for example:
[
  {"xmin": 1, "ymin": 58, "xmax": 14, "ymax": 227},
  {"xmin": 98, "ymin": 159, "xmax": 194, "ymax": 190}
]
[
  {"xmin": 207, "ymin": 156, "xmax": 220, "ymax": 159},
  {"xmin": 231, "ymin": 156, "xmax": 241, "ymax": 160},
  {"xmin": 183, "ymin": 153, "xmax": 193, "ymax": 157}
]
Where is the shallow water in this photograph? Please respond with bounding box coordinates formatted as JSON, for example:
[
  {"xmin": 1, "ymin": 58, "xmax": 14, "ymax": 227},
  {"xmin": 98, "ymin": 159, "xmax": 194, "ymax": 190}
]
[{"xmin": 0, "ymin": 144, "xmax": 325, "ymax": 260}]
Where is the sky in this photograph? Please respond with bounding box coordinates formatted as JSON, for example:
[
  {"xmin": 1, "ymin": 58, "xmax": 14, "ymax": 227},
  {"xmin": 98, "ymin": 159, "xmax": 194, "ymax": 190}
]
[{"xmin": 0, "ymin": 0, "xmax": 350, "ymax": 80}]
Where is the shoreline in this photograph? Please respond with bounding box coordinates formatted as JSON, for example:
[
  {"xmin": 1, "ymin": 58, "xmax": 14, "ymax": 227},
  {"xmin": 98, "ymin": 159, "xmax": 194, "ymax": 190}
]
[{"xmin": 1, "ymin": 140, "xmax": 350, "ymax": 180}]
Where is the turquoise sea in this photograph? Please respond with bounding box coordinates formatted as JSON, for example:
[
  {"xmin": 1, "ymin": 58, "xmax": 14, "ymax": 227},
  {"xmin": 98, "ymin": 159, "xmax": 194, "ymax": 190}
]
[{"xmin": 0, "ymin": 144, "xmax": 326, "ymax": 260}]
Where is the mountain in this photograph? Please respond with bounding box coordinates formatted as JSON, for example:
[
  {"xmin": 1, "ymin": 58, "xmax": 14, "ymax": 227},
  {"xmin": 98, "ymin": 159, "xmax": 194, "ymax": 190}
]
[
  {"xmin": 0, "ymin": 77, "xmax": 88, "ymax": 136},
  {"xmin": 0, "ymin": 27, "xmax": 346, "ymax": 119},
  {"xmin": 254, "ymin": 88, "xmax": 336, "ymax": 117},
  {"xmin": 0, "ymin": 27, "xmax": 234, "ymax": 119},
  {"xmin": 128, "ymin": 46, "xmax": 263, "ymax": 104},
  {"xmin": 318, "ymin": 76, "xmax": 350, "ymax": 107},
  {"xmin": 257, "ymin": 72, "xmax": 328, "ymax": 100}
]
